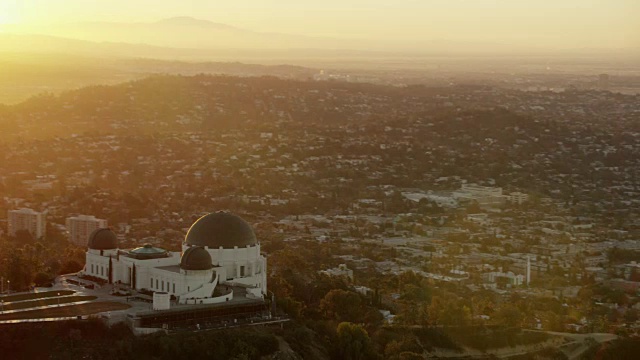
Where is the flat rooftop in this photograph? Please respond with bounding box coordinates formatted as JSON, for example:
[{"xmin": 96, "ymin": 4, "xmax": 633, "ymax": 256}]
[{"xmin": 155, "ymin": 265, "xmax": 182, "ymax": 274}]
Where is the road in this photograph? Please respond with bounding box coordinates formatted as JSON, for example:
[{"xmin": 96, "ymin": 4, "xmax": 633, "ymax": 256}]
[{"xmin": 527, "ymin": 330, "xmax": 618, "ymax": 360}]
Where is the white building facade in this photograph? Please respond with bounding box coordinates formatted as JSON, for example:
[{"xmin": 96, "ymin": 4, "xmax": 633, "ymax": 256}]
[
  {"xmin": 8, "ymin": 208, "xmax": 47, "ymax": 239},
  {"xmin": 81, "ymin": 212, "xmax": 267, "ymax": 305},
  {"xmin": 66, "ymin": 215, "xmax": 108, "ymax": 246},
  {"xmin": 320, "ymin": 264, "xmax": 354, "ymax": 281},
  {"xmin": 482, "ymin": 271, "xmax": 525, "ymax": 287},
  {"xmin": 506, "ymin": 192, "xmax": 529, "ymax": 205}
]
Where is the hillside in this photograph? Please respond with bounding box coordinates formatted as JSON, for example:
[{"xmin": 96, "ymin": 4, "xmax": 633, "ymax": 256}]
[
  {"xmin": 0, "ymin": 56, "xmax": 316, "ymax": 104},
  {"xmin": 0, "ymin": 319, "xmax": 574, "ymax": 360},
  {"xmin": 0, "ymin": 75, "xmax": 555, "ymax": 140}
]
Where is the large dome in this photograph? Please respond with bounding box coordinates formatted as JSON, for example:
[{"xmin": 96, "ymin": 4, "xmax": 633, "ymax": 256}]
[
  {"xmin": 88, "ymin": 228, "xmax": 118, "ymax": 250},
  {"xmin": 180, "ymin": 246, "xmax": 213, "ymax": 270},
  {"xmin": 185, "ymin": 211, "xmax": 257, "ymax": 249}
]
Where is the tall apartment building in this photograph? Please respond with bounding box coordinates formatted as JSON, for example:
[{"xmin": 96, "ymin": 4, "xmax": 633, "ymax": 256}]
[
  {"xmin": 66, "ymin": 215, "xmax": 108, "ymax": 246},
  {"xmin": 8, "ymin": 208, "xmax": 47, "ymax": 239}
]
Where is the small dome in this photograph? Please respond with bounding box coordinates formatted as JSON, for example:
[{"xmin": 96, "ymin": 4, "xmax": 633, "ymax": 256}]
[
  {"xmin": 128, "ymin": 244, "xmax": 168, "ymax": 259},
  {"xmin": 185, "ymin": 211, "xmax": 257, "ymax": 249},
  {"xmin": 88, "ymin": 228, "xmax": 118, "ymax": 250},
  {"xmin": 180, "ymin": 246, "xmax": 213, "ymax": 270}
]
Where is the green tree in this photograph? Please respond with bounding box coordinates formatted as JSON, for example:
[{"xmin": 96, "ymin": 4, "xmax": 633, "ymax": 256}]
[
  {"xmin": 6, "ymin": 251, "xmax": 34, "ymax": 291},
  {"xmin": 440, "ymin": 303, "xmax": 471, "ymax": 326},
  {"xmin": 33, "ymin": 272, "xmax": 53, "ymax": 286},
  {"xmin": 13, "ymin": 230, "xmax": 35, "ymax": 243},
  {"xmin": 624, "ymin": 308, "xmax": 639, "ymax": 323},
  {"xmin": 427, "ymin": 296, "xmax": 445, "ymax": 326},
  {"xmin": 384, "ymin": 336, "xmax": 423, "ymax": 360},
  {"xmin": 60, "ymin": 260, "xmax": 83, "ymax": 275},
  {"xmin": 336, "ymin": 322, "xmax": 378, "ymax": 360},
  {"xmin": 320, "ymin": 289, "xmax": 364, "ymax": 323},
  {"xmin": 495, "ymin": 304, "xmax": 523, "ymax": 327},
  {"xmin": 399, "ymin": 352, "xmax": 424, "ymax": 360}
]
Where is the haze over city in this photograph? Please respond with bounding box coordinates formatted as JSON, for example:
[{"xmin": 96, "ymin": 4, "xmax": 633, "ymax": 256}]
[
  {"xmin": 1, "ymin": 1, "xmax": 640, "ymax": 359},
  {"xmin": 1, "ymin": 0, "xmax": 639, "ymax": 52}
]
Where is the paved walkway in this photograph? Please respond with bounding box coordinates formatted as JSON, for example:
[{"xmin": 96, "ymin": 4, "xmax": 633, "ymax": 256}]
[
  {"xmin": 0, "ymin": 293, "xmax": 78, "ymax": 306},
  {"xmin": 426, "ymin": 330, "xmax": 618, "ymax": 359},
  {"xmin": 535, "ymin": 330, "xmax": 617, "ymax": 343},
  {"xmin": 52, "ymin": 275, "xmax": 155, "ymax": 314},
  {"xmin": 0, "ymin": 275, "xmax": 149, "ymax": 323},
  {"xmin": 0, "ymin": 300, "xmax": 95, "ymax": 315},
  {"xmin": 0, "ymin": 316, "xmax": 90, "ymax": 324},
  {"xmin": 1, "ymin": 274, "xmax": 270, "ymax": 326}
]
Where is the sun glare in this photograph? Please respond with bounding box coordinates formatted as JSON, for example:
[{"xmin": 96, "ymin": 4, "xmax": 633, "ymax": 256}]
[{"xmin": 0, "ymin": 3, "xmax": 20, "ymax": 25}]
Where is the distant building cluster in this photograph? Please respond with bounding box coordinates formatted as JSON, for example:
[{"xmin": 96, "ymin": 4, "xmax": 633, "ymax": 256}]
[
  {"xmin": 404, "ymin": 184, "xmax": 530, "ymax": 209},
  {"xmin": 320, "ymin": 264, "xmax": 354, "ymax": 281},
  {"xmin": 482, "ymin": 270, "xmax": 525, "ymax": 287},
  {"xmin": 6, "ymin": 209, "xmax": 111, "ymax": 246},
  {"xmin": 505, "ymin": 192, "xmax": 529, "ymax": 205},
  {"xmin": 454, "ymin": 183, "xmax": 506, "ymax": 207}
]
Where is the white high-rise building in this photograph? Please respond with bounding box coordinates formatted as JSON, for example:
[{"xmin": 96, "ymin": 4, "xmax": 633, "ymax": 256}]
[
  {"xmin": 8, "ymin": 208, "xmax": 47, "ymax": 239},
  {"xmin": 66, "ymin": 215, "xmax": 108, "ymax": 246}
]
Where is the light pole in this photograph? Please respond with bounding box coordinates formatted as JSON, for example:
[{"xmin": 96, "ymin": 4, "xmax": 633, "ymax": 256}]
[
  {"xmin": 1, "ymin": 300, "xmax": 4, "ymax": 313},
  {"xmin": 7, "ymin": 280, "xmax": 9, "ymax": 293},
  {"xmin": 57, "ymin": 292, "xmax": 60, "ymax": 307}
]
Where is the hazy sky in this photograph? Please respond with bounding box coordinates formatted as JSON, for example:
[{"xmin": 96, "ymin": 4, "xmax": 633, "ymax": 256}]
[{"xmin": 2, "ymin": 0, "xmax": 638, "ymax": 49}]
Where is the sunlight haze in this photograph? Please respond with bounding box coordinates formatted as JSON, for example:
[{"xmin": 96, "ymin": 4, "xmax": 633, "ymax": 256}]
[
  {"xmin": 3, "ymin": 0, "xmax": 638, "ymax": 51},
  {"xmin": 2, "ymin": 1, "xmax": 640, "ymax": 359}
]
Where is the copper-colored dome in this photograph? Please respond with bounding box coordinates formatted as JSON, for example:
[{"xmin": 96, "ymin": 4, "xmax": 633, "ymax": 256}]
[
  {"xmin": 87, "ymin": 228, "xmax": 118, "ymax": 250},
  {"xmin": 180, "ymin": 246, "xmax": 213, "ymax": 270},
  {"xmin": 185, "ymin": 212, "xmax": 257, "ymax": 249}
]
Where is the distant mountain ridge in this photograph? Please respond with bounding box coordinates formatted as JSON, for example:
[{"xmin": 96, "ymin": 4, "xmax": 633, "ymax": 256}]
[
  {"xmin": 2, "ymin": 16, "xmax": 638, "ymax": 56},
  {"xmin": 0, "ymin": 32, "xmax": 419, "ymax": 62},
  {"xmin": 154, "ymin": 16, "xmax": 239, "ymax": 30},
  {"xmin": 1, "ymin": 17, "xmax": 349, "ymax": 51}
]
